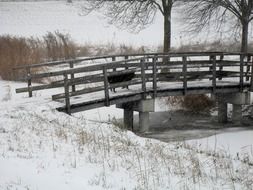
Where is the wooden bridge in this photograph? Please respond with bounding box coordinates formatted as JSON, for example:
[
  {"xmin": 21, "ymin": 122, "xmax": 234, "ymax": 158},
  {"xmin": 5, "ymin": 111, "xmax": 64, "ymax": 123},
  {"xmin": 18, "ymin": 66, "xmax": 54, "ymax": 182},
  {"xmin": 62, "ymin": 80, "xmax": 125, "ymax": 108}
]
[{"xmin": 14, "ymin": 52, "xmax": 253, "ymax": 132}]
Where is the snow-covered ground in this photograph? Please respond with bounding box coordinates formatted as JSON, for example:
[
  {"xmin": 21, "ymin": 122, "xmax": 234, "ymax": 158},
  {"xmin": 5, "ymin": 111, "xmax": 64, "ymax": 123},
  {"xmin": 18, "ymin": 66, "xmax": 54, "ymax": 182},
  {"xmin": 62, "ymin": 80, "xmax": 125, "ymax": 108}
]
[
  {"xmin": 1, "ymin": 79, "xmax": 253, "ymax": 189},
  {"xmin": 1, "ymin": 1, "xmax": 253, "ymax": 189}
]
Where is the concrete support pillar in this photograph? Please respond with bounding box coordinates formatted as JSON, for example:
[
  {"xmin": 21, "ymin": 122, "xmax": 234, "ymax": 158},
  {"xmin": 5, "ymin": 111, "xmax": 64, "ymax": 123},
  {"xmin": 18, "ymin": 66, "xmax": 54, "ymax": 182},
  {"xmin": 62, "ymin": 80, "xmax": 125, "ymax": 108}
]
[
  {"xmin": 218, "ymin": 100, "xmax": 228, "ymax": 123},
  {"xmin": 210, "ymin": 93, "xmax": 216, "ymax": 101},
  {"xmin": 232, "ymin": 104, "xmax": 242, "ymax": 123},
  {"xmin": 117, "ymin": 99, "xmax": 154, "ymax": 133},
  {"xmin": 139, "ymin": 112, "xmax": 149, "ymax": 133},
  {"xmin": 124, "ymin": 108, "xmax": 133, "ymax": 130}
]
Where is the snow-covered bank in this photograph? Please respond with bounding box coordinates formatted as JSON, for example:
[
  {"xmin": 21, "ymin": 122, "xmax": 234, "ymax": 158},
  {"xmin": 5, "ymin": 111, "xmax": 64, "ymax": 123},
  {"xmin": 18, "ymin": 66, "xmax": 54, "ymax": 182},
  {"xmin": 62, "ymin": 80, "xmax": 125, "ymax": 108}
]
[{"xmin": 1, "ymin": 79, "xmax": 253, "ymax": 189}]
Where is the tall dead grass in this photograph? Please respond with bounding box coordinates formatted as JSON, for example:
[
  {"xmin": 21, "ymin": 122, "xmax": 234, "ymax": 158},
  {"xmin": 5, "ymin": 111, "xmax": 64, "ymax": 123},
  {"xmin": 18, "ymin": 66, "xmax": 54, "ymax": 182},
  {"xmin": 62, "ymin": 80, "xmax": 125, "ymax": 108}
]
[
  {"xmin": 44, "ymin": 31, "xmax": 76, "ymax": 61},
  {"xmin": 0, "ymin": 32, "xmax": 77, "ymax": 80},
  {"xmin": 0, "ymin": 35, "xmax": 43, "ymax": 80}
]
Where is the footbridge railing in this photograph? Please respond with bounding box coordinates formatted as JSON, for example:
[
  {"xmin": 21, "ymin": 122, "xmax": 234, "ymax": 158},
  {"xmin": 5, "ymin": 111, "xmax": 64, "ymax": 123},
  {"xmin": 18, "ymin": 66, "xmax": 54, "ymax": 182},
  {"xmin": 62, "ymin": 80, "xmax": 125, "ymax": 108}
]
[{"xmin": 14, "ymin": 52, "xmax": 253, "ymax": 114}]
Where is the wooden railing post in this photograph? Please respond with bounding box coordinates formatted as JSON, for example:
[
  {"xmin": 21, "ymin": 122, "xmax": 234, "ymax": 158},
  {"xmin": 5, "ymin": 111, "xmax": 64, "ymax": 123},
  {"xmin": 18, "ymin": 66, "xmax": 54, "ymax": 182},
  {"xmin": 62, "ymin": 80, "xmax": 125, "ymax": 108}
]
[
  {"xmin": 26, "ymin": 67, "xmax": 32, "ymax": 97},
  {"xmin": 182, "ymin": 56, "xmax": 187, "ymax": 95},
  {"xmin": 152, "ymin": 56, "xmax": 157, "ymax": 98},
  {"xmin": 69, "ymin": 61, "xmax": 75, "ymax": 92},
  {"xmin": 145, "ymin": 56, "xmax": 149, "ymax": 70},
  {"xmin": 240, "ymin": 54, "xmax": 244, "ymax": 92},
  {"xmin": 124, "ymin": 55, "xmax": 129, "ymax": 70},
  {"xmin": 103, "ymin": 66, "xmax": 110, "ymax": 106},
  {"xmin": 112, "ymin": 56, "xmax": 116, "ymax": 73},
  {"xmin": 211, "ymin": 55, "xmax": 216, "ymax": 94},
  {"xmin": 218, "ymin": 55, "xmax": 224, "ymax": 80},
  {"xmin": 63, "ymin": 73, "xmax": 71, "ymax": 114},
  {"xmin": 125, "ymin": 55, "xmax": 129, "ymax": 89},
  {"xmin": 246, "ymin": 54, "xmax": 251, "ymax": 81},
  {"xmin": 250, "ymin": 55, "xmax": 253, "ymax": 91},
  {"xmin": 140, "ymin": 58, "xmax": 146, "ymax": 99}
]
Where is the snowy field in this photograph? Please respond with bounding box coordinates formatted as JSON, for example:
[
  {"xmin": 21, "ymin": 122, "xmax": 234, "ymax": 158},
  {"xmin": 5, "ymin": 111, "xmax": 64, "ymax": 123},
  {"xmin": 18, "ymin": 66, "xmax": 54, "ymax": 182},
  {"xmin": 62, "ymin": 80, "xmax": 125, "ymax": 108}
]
[
  {"xmin": 1, "ymin": 1, "xmax": 253, "ymax": 189},
  {"xmin": 0, "ymin": 0, "xmax": 237, "ymax": 47}
]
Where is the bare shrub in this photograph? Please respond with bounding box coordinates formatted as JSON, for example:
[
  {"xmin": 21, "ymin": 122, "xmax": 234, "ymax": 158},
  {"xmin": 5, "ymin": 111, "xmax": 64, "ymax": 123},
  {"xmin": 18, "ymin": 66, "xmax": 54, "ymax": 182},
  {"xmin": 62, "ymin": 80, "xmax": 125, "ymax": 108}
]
[
  {"xmin": 76, "ymin": 44, "xmax": 92, "ymax": 57},
  {"xmin": 167, "ymin": 94, "xmax": 214, "ymax": 113},
  {"xmin": 43, "ymin": 31, "xmax": 76, "ymax": 61},
  {"xmin": 182, "ymin": 94, "xmax": 215, "ymax": 113},
  {"xmin": 110, "ymin": 117, "xmax": 126, "ymax": 130},
  {"xmin": 118, "ymin": 44, "xmax": 146, "ymax": 54},
  {"xmin": 93, "ymin": 43, "xmax": 117, "ymax": 56},
  {"xmin": 167, "ymin": 96, "xmax": 185, "ymax": 107},
  {"xmin": 91, "ymin": 43, "xmax": 148, "ymax": 56}
]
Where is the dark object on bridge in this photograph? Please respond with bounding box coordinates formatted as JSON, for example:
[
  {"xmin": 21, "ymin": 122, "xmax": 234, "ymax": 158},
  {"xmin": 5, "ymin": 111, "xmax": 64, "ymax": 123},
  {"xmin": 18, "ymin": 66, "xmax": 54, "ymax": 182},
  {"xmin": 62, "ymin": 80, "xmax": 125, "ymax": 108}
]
[{"xmin": 108, "ymin": 72, "xmax": 135, "ymax": 92}]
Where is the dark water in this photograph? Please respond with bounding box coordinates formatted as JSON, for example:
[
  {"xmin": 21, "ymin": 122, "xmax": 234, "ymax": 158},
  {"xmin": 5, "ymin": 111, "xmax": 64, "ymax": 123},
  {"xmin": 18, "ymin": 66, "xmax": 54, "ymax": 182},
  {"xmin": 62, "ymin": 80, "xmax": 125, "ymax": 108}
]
[{"xmin": 135, "ymin": 110, "xmax": 253, "ymax": 142}]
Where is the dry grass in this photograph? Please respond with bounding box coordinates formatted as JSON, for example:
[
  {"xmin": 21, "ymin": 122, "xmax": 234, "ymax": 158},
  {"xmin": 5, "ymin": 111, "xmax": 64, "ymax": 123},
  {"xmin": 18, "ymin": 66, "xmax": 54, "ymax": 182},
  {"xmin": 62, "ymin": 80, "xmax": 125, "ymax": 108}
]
[
  {"xmin": 167, "ymin": 94, "xmax": 215, "ymax": 114},
  {"xmin": 43, "ymin": 31, "xmax": 76, "ymax": 61},
  {"xmin": 0, "ymin": 32, "xmax": 77, "ymax": 81},
  {"xmin": 0, "ymin": 35, "xmax": 43, "ymax": 80}
]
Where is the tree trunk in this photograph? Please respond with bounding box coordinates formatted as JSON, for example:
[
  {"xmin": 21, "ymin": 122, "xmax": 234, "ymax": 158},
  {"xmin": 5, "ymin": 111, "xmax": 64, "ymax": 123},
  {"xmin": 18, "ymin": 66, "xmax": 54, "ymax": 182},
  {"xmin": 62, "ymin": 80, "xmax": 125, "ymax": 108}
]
[
  {"xmin": 163, "ymin": 5, "xmax": 172, "ymax": 53},
  {"xmin": 241, "ymin": 20, "xmax": 249, "ymax": 53}
]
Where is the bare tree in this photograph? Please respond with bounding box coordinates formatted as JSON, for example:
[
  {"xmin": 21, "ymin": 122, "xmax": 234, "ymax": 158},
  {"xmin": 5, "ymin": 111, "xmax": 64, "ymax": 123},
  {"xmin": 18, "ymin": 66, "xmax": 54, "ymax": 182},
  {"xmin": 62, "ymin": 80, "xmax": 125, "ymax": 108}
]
[
  {"xmin": 79, "ymin": 0, "xmax": 178, "ymax": 53},
  {"xmin": 183, "ymin": 0, "xmax": 253, "ymax": 53}
]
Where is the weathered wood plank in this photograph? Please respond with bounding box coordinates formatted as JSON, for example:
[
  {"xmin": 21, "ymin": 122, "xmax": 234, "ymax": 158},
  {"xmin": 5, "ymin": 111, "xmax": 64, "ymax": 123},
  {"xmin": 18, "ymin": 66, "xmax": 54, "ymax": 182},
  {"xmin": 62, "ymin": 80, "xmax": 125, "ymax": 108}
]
[
  {"xmin": 240, "ymin": 55, "xmax": 244, "ymax": 92},
  {"xmin": 69, "ymin": 61, "xmax": 76, "ymax": 92},
  {"xmin": 52, "ymin": 79, "xmax": 142, "ymax": 100},
  {"xmin": 20, "ymin": 60, "xmax": 245, "ymax": 81},
  {"xmin": 246, "ymin": 55, "xmax": 251, "ymax": 81},
  {"xmin": 63, "ymin": 73, "xmax": 71, "ymax": 114},
  {"xmin": 211, "ymin": 55, "xmax": 216, "ymax": 93},
  {"xmin": 18, "ymin": 69, "xmax": 244, "ymax": 94},
  {"xmin": 103, "ymin": 66, "xmax": 110, "ymax": 106},
  {"xmin": 56, "ymin": 83, "xmax": 251, "ymax": 112},
  {"xmin": 218, "ymin": 55, "xmax": 224, "ymax": 80},
  {"xmin": 140, "ymin": 59, "xmax": 146, "ymax": 98},
  {"xmin": 14, "ymin": 52, "xmax": 253, "ymax": 72},
  {"xmin": 251, "ymin": 56, "xmax": 253, "ymax": 91},
  {"xmin": 182, "ymin": 56, "xmax": 187, "ymax": 95},
  {"xmin": 26, "ymin": 68, "xmax": 32, "ymax": 97},
  {"xmin": 52, "ymin": 85, "xmax": 105, "ymax": 100},
  {"xmin": 109, "ymin": 79, "xmax": 142, "ymax": 89},
  {"xmin": 152, "ymin": 56, "xmax": 157, "ymax": 98}
]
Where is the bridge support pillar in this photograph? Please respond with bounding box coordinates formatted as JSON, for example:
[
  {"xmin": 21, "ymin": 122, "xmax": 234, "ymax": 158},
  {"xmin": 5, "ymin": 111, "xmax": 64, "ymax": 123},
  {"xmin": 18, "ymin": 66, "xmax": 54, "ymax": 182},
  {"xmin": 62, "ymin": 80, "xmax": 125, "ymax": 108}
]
[
  {"xmin": 123, "ymin": 108, "xmax": 134, "ymax": 130},
  {"xmin": 218, "ymin": 92, "xmax": 251, "ymax": 124},
  {"xmin": 232, "ymin": 104, "xmax": 242, "ymax": 123},
  {"xmin": 139, "ymin": 112, "xmax": 150, "ymax": 133},
  {"xmin": 117, "ymin": 99, "xmax": 154, "ymax": 133},
  {"xmin": 217, "ymin": 99, "xmax": 228, "ymax": 123}
]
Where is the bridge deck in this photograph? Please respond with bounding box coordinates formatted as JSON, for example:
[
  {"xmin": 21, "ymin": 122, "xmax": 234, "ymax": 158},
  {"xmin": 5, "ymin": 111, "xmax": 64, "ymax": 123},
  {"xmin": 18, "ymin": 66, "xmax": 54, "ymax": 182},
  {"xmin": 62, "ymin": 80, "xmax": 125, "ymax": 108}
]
[{"xmin": 56, "ymin": 80, "xmax": 250, "ymax": 113}]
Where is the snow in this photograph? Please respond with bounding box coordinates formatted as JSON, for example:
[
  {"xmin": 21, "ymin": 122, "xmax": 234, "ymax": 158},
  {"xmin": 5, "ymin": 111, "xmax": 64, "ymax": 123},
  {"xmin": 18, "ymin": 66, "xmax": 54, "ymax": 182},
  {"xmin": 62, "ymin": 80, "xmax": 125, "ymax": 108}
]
[
  {"xmin": 187, "ymin": 129, "xmax": 253, "ymax": 157},
  {"xmin": 1, "ymin": 79, "xmax": 253, "ymax": 189},
  {"xmin": 1, "ymin": 1, "xmax": 253, "ymax": 189}
]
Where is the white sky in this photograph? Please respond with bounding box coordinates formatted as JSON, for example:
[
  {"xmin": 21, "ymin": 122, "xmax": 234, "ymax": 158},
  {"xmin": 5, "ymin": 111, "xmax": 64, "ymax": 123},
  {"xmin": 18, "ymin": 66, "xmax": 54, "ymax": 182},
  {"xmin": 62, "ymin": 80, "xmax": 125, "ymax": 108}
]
[{"xmin": 0, "ymin": 1, "xmax": 252, "ymax": 47}]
